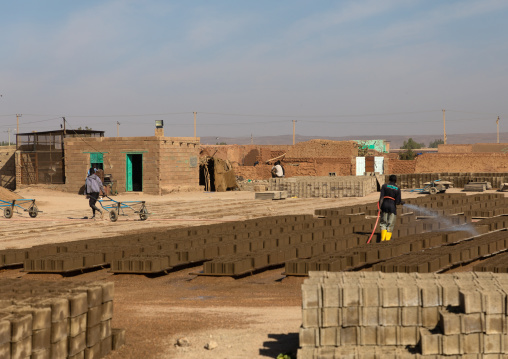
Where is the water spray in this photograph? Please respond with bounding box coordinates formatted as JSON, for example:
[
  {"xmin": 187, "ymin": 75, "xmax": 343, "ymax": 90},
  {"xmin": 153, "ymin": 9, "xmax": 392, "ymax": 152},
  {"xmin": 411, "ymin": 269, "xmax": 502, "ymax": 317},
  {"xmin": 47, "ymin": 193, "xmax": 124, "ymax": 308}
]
[{"xmin": 403, "ymin": 203, "xmax": 478, "ymax": 236}]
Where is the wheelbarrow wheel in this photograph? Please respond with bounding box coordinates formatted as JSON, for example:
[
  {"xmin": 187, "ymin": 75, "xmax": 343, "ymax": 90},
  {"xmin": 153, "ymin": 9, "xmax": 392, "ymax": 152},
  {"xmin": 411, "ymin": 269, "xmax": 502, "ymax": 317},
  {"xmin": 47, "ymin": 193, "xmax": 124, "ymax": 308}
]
[
  {"xmin": 429, "ymin": 187, "xmax": 438, "ymax": 195},
  {"xmin": 28, "ymin": 205, "xmax": 38, "ymax": 218},
  {"xmin": 109, "ymin": 210, "xmax": 118, "ymax": 222},
  {"xmin": 139, "ymin": 207, "xmax": 148, "ymax": 221},
  {"xmin": 4, "ymin": 207, "xmax": 13, "ymax": 219}
]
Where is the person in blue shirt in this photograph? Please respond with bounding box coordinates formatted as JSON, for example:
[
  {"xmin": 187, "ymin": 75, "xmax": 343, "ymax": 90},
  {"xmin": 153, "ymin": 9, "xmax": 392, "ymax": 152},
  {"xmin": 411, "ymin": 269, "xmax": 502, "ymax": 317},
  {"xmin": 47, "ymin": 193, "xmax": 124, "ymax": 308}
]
[{"xmin": 379, "ymin": 174, "xmax": 405, "ymax": 241}]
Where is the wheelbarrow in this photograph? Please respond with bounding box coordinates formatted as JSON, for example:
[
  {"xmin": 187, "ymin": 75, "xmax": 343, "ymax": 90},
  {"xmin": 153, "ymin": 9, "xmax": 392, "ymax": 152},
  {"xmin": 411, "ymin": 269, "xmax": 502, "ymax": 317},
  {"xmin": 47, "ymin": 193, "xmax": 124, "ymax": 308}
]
[
  {"xmin": 98, "ymin": 196, "xmax": 150, "ymax": 222},
  {"xmin": 0, "ymin": 199, "xmax": 41, "ymax": 219},
  {"xmin": 409, "ymin": 179, "xmax": 453, "ymax": 195}
]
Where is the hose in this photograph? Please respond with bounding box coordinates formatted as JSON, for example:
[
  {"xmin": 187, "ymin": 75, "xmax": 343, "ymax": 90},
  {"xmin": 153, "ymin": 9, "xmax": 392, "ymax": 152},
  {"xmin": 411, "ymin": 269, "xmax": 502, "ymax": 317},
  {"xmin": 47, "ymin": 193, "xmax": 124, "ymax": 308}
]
[{"xmin": 367, "ymin": 202, "xmax": 381, "ymax": 244}]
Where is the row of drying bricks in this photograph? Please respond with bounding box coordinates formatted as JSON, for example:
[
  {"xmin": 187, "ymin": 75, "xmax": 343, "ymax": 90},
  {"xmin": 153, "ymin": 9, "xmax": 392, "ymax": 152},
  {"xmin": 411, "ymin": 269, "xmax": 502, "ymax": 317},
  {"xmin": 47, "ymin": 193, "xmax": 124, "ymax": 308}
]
[{"xmin": 0, "ymin": 279, "xmax": 124, "ymax": 359}]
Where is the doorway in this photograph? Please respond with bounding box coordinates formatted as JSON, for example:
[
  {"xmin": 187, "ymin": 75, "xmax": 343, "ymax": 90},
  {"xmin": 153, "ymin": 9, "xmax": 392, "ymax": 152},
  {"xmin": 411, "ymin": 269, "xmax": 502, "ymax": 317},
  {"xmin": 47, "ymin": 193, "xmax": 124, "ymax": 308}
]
[{"xmin": 126, "ymin": 154, "xmax": 143, "ymax": 191}]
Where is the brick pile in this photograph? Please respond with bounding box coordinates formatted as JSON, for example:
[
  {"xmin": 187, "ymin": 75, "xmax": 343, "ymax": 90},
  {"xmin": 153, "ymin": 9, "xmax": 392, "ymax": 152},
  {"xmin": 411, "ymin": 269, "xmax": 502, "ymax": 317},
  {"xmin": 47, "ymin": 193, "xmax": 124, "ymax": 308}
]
[
  {"xmin": 0, "ymin": 279, "xmax": 124, "ymax": 359},
  {"xmin": 390, "ymin": 173, "xmax": 508, "ymax": 190},
  {"xmin": 298, "ymin": 271, "xmax": 508, "ymax": 358},
  {"xmin": 269, "ymin": 176, "xmax": 377, "ymax": 198}
]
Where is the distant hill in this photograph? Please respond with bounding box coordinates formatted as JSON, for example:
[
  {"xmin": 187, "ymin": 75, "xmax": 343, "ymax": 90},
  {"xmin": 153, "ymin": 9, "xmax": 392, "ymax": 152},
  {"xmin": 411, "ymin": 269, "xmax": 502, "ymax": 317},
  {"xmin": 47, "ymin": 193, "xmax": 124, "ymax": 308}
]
[{"xmin": 201, "ymin": 133, "xmax": 506, "ymax": 149}]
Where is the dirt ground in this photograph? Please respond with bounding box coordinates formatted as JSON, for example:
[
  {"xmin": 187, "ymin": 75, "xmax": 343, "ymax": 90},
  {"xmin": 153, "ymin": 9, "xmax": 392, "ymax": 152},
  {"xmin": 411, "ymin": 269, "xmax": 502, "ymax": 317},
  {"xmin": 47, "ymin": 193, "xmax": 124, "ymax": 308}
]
[{"xmin": 0, "ymin": 186, "xmax": 488, "ymax": 358}]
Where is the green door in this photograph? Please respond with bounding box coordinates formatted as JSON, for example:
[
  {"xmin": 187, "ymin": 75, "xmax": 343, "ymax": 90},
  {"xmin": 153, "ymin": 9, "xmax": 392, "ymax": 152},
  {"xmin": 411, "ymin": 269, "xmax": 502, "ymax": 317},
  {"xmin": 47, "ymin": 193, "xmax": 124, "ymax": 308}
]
[{"xmin": 126, "ymin": 154, "xmax": 133, "ymax": 191}]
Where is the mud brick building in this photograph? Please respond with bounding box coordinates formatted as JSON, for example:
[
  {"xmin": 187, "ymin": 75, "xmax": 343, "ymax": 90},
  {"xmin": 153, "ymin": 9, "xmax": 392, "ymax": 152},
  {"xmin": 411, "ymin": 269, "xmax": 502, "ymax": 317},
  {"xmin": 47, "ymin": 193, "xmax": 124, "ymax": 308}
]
[{"xmin": 64, "ymin": 134, "xmax": 200, "ymax": 195}]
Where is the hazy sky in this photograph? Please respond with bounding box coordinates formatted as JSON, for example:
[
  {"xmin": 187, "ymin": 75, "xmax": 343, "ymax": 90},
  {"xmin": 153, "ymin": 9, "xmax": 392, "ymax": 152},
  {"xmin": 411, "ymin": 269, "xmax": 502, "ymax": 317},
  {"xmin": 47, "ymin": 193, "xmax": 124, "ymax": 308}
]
[{"xmin": 1, "ymin": 0, "xmax": 507, "ymax": 141}]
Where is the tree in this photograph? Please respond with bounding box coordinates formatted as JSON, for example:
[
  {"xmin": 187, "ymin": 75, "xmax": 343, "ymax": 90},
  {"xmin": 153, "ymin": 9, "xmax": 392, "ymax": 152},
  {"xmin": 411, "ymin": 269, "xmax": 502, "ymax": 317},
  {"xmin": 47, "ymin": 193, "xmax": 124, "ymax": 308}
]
[
  {"xmin": 429, "ymin": 138, "xmax": 444, "ymax": 148},
  {"xmin": 400, "ymin": 138, "xmax": 424, "ymax": 150},
  {"xmin": 77, "ymin": 126, "xmax": 93, "ymax": 130},
  {"xmin": 399, "ymin": 148, "xmax": 417, "ymax": 160},
  {"xmin": 215, "ymin": 142, "xmax": 227, "ymax": 145}
]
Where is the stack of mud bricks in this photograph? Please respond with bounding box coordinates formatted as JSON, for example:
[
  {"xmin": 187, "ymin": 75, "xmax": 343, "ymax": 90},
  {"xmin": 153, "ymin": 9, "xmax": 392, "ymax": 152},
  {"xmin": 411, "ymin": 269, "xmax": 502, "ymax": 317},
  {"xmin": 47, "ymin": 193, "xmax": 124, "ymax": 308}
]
[
  {"xmin": 269, "ymin": 176, "xmax": 377, "ymax": 198},
  {"xmin": 298, "ymin": 271, "xmax": 508, "ymax": 359},
  {"xmin": 393, "ymin": 172, "xmax": 508, "ymax": 190},
  {"xmin": 0, "ymin": 278, "xmax": 125, "ymax": 359}
]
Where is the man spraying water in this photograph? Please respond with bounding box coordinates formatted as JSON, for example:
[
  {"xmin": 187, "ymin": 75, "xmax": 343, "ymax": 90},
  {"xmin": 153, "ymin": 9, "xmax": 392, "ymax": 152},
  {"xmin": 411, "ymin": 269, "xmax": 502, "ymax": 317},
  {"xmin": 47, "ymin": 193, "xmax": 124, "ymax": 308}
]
[{"xmin": 379, "ymin": 174, "xmax": 405, "ymax": 241}]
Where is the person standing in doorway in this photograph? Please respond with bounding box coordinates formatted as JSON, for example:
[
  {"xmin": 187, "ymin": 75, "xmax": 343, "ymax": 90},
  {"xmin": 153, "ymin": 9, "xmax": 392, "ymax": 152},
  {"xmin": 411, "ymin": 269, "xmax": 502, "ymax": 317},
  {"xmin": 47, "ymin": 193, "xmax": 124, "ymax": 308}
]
[
  {"xmin": 379, "ymin": 174, "xmax": 404, "ymax": 241},
  {"xmin": 85, "ymin": 167, "xmax": 105, "ymax": 220}
]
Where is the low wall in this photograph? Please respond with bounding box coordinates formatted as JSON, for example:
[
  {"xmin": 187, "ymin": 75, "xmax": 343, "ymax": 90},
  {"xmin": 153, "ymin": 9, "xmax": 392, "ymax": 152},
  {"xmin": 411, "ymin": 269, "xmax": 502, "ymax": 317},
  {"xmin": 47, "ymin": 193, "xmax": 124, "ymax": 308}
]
[
  {"xmin": 415, "ymin": 153, "xmax": 508, "ymax": 173},
  {"xmin": 0, "ymin": 147, "xmax": 16, "ymax": 190}
]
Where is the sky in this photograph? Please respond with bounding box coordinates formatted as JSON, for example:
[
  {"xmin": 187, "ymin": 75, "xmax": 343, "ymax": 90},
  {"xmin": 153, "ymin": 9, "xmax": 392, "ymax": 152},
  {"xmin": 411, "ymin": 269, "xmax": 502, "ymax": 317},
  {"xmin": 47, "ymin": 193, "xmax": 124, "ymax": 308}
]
[{"xmin": 1, "ymin": 0, "xmax": 507, "ymax": 141}]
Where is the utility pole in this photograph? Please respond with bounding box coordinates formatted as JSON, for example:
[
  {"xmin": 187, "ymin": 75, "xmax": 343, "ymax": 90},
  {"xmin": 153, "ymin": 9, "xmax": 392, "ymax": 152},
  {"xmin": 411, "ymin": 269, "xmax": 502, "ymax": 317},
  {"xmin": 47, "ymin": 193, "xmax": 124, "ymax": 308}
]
[
  {"xmin": 250, "ymin": 133, "xmax": 253, "ymax": 145},
  {"xmin": 7, "ymin": 129, "xmax": 11, "ymax": 146},
  {"xmin": 442, "ymin": 110, "xmax": 447, "ymax": 145},
  {"xmin": 117, "ymin": 121, "xmax": 120, "ymax": 137},
  {"xmin": 16, "ymin": 114, "xmax": 21, "ymax": 135},
  {"xmin": 497, "ymin": 116, "xmax": 500, "ymax": 143},
  {"xmin": 62, "ymin": 117, "xmax": 66, "ymax": 135},
  {"xmin": 292, "ymin": 120, "xmax": 296, "ymax": 145},
  {"xmin": 193, "ymin": 112, "xmax": 197, "ymax": 138}
]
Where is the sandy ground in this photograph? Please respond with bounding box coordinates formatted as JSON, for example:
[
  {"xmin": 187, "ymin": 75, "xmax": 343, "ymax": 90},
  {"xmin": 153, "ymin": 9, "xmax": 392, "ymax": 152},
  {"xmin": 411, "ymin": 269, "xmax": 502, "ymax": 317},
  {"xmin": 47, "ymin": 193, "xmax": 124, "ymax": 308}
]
[{"xmin": 0, "ymin": 186, "xmax": 491, "ymax": 358}]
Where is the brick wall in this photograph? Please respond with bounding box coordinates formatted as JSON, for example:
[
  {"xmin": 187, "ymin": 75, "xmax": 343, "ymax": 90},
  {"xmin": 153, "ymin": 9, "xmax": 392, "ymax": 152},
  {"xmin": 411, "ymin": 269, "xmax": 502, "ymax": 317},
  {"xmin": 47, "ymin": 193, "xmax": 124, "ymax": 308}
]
[
  {"xmin": 0, "ymin": 146, "xmax": 16, "ymax": 189},
  {"xmin": 64, "ymin": 136, "xmax": 200, "ymax": 195},
  {"xmin": 389, "ymin": 159, "xmax": 416, "ymax": 174},
  {"xmin": 415, "ymin": 153, "xmax": 508, "ymax": 173},
  {"xmin": 438, "ymin": 144, "xmax": 473, "ymax": 153}
]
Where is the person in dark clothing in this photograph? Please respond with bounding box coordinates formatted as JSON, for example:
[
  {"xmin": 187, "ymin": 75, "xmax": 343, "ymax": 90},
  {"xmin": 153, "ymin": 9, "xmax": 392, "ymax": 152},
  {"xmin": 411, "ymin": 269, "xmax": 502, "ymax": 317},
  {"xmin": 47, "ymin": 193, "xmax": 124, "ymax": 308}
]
[
  {"xmin": 379, "ymin": 174, "xmax": 405, "ymax": 241},
  {"xmin": 85, "ymin": 167, "xmax": 105, "ymax": 220}
]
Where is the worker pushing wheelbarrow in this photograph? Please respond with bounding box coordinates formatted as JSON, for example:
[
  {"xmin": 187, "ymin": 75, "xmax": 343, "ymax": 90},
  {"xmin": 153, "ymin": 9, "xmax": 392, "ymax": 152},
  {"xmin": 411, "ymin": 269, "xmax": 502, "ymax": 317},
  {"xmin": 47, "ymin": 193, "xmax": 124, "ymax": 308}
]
[
  {"xmin": 0, "ymin": 198, "xmax": 41, "ymax": 219},
  {"xmin": 98, "ymin": 196, "xmax": 150, "ymax": 222}
]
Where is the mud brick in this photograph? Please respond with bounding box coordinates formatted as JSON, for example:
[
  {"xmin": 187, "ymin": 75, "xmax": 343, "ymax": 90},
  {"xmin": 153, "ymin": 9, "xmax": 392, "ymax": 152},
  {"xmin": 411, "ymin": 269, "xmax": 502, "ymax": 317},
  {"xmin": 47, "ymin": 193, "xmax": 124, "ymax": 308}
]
[
  {"xmin": 442, "ymin": 284, "xmax": 461, "ymax": 307},
  {"xmin": 484, "ymin": 334, "xmax": 503, "ymax": 354},
  {"xmin": 300, "ymin": 327, "xmax": 318, "ymax": 347},
  {"xmin": 362, "ymin": 286, "xmax": 379, "ymax": 307},
  {"xmin": 380, "ymin": 307, "xmax": 400, "ymax": 326},
  {"xmin": 45, "ymin": 297, "xmax": 70, "ymax": 322},
  {"xmin": 402, "ymin": 307, "xmax": 421, "ymax": 327},
  {"xmin": 11, "ymin": 313, "xmax": 32, "ymax": 342},
  {"xmin": 340, "ymin": 326, "xmax": 358, "ymax": 346},
  {"xmin": 380, "ymin": 287, "xmax": 399, "ymax": 307},
  {"xmin": 68, "ymin": 331, "xmax": 86, "ymax": 357},
  {"xmin": 30, "ymin": 348, "xmax": 51, "ymax": 359},
  {"xmin": 99, "ymin": 281, "xmax": 114, "ymax": 302},
  {"xmin": 377, "ymin": 326, "xmax": 397, "ymax": 346},
  {"xmin": 101, "ymin": 301, "xmax": 113, "ymax": 321},
  {"xmin": 85, "ymin": 285, "xmax": 103, "ymax": 308},
  {"xmin": 442, "ymin": 333, "xmax": 463, "ymax": 355},
  {"xmin": 422, "ymin": 307, "xmax": 440, "ymax": 328},
  {"xmin": 70, "ymin": 313, "xmax": 87, "ymax": 338},
  {"xmin": 302, "ymin": 284, "xmax": 321, "ymax": 308},
  {"xmin": 302, "ymin": 308, "xmax": 320, "ymax": 328},
  {"xmin": 399, "ymin": 286, "xmax": 420, "ymax": 307},
  {"xmin": 112, "ymin": 328, "xmax": 126, "ymax": 350},
  {"xmin": 87, "ymin": 306, "xmax": 102, "ymax": 328},
  {"xmin": 421, "ymin": 284, "xmax": 442, "ymax": 307},
  {"xmin": 463, "ymin": 333, "xmax": 483, "ymax": 354},
  {"xmin": 342, "ymin": 286, "xmax": 362, "ymax": 306},
  {"xmin": 0, "ymin": 342, "xmax": 8, "ymax": 359},
  {"xmin": 397, "ymin": 326, "xmax": 419, "ymax": 346},
  {"xmin": 460, "ymin": 290, "xmax": 483, "ymax": 313},
  {"xmin": 51, "ymin": 319, "xmax": 69, "ymax": 343},
  {"xmin": 51, "ymin": 338, "xmax": 68, "ymax": 359},
  {"xmin": 69, "ymin": 351, "xmax": 84, "ymax": 359},
  {"xmin": 322, "ymin": 307, "xmax": 341, "ymax": 327},
  {"xmin": 11, "ymin": 335, "xmax": 31, "ymax": 359},
  {"xmin": 420, "ymin": 328, "xmax": 442, "ymax": 355},
  {"xmin": 359, "ymin": 326, "xmax": 377, "ymax": 346},
  {"xmin": 362, "ymin": 307, "xmax": 380, "ymax": 327},
  {"xmin": 485, "ymin": 314, "xmax": 505, "ymax": 334},
  {"xmin": 32, "ymin": 328, "xmax": 51, "ymax": 351},
  {"xmin": 100, "ymin": 335, "xmax": 112, "ymax": 357},
  {"xmin": 342, "ymin": 306, "xmax": 360, "ymax": 327},
  {"xmin": 85, "ymin": 342, "xmax": 100, "ymax": 359},
  {"xmin": 483, "ymin": 290, "xmax": 505, "ymax": 315},
  {"xmin": 69, "ymin": 292, "xmax": 88, "ymax": 318},
  {"xmin": 461, "ymin": 313, "xmax": 484, "ymax": 334},
  {"xmin": 319, "ymin": 327, "xmax": 338, "ymax": 346},
  {"xmin": 86, "ymin": 324, "xmax": 101, "ymax": 348},
  {"xmin": 439, "ymin": 310, "xmax": 461, "ymax": 337},
  {"xmin": 0, "ymin": 317, "xmax": 9, "ymax": 345},
  {"xmin": 322, "ymin": 284, "xmax": 340, "ymax": 307},
  {"xmin": 100, "ymin": 320, "xmax": 111, "ymax": 340}
]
